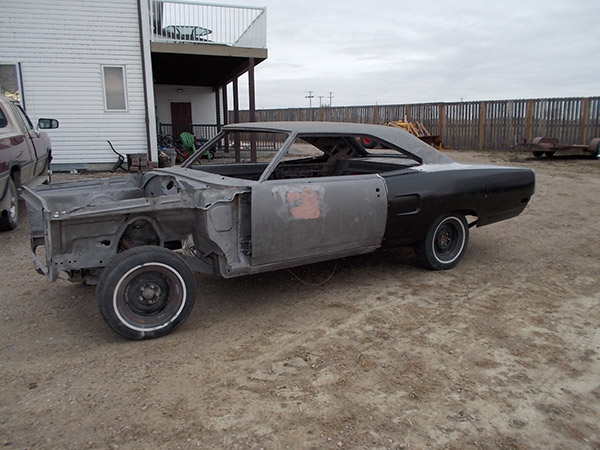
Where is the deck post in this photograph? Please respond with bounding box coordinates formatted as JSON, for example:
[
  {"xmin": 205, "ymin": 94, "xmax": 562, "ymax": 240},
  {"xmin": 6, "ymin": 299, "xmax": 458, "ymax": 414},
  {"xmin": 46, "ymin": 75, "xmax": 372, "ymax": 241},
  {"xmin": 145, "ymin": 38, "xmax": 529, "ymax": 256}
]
[
  {"xmin": 233, "ymin": 77, "xmax": 240, "ymax": 162},
  {"xmin": 248, "ymin": 57, "xmax": 257, "ymax": 162},
  {"xmin": 222, "ymin": 85, "xmax": 229, "ymax": 153},
  {"xmin": 215, "ymin": 89, "xmax": 221, "ymax": 132}
]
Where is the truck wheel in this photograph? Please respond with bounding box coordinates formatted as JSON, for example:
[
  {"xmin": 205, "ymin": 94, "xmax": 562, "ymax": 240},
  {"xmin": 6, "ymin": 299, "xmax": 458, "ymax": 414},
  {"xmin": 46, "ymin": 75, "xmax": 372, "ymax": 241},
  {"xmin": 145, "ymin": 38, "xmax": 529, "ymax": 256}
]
[
  {"xmin": 0, "ymin": 177, "xmax": 19, "ymax": 231},
  {"xmin": 97, "ymin": 246, "xmax": 196, "ymax": 339},
  {"xmin": 418, "ymin": 214, "xmax": 469, "ymax": 270}
]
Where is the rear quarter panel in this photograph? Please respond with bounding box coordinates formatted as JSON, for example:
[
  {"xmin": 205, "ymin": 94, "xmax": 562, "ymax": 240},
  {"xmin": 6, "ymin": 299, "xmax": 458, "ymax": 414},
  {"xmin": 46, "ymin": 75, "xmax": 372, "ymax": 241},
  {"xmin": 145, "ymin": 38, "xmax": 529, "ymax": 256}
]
[{"xmin": 381, "ymin": 165, "xmax": 535, "ymax": 246}]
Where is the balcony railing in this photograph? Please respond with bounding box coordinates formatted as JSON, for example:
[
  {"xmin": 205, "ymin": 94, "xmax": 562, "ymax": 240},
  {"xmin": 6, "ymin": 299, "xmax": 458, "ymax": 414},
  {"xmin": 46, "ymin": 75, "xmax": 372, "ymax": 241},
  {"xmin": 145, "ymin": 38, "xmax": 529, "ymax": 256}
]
[{"xmin": 151, "ymin": 0, "xmax": 266, "ymax": 49}]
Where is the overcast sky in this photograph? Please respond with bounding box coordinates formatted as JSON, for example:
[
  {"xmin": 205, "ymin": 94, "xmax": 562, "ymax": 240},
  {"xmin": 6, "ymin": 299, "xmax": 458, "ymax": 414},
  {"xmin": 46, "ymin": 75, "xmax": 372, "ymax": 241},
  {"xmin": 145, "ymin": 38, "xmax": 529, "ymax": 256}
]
[{"xmin": 221, "ymin": 0, "xmax": 600, "ymax": 109}]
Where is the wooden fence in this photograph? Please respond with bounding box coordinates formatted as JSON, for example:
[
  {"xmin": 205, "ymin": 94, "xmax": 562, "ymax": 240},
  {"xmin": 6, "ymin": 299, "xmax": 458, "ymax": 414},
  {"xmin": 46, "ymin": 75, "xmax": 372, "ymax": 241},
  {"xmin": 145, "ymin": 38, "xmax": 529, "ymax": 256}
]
[{"xmin": 232, "ymin": 97, "xmax": 600, "ymax": 150}]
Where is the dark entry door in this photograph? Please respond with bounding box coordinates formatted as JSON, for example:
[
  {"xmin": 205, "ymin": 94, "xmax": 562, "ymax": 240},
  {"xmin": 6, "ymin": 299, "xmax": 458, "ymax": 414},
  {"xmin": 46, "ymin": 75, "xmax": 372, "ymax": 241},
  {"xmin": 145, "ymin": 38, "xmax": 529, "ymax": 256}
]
[{"xmin": 171, "ymin": 102, "xmax": 192, "ymax": 138}]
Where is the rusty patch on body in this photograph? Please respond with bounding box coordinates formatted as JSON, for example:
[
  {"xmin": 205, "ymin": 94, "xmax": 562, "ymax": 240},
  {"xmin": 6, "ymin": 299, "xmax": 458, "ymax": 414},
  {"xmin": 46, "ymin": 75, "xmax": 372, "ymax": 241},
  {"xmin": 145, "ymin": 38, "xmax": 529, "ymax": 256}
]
[{"xmin": 286, "ymin": 187, "xmax": 321, "ymax": 219}]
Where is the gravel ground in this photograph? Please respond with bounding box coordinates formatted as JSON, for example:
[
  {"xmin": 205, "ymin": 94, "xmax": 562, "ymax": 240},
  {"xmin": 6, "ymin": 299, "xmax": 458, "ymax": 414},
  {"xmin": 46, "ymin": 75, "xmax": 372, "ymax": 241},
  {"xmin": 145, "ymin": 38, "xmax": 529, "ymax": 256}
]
[{"xmin": 1, "ymin": 150, "xmax": 599, "ymax": 449}]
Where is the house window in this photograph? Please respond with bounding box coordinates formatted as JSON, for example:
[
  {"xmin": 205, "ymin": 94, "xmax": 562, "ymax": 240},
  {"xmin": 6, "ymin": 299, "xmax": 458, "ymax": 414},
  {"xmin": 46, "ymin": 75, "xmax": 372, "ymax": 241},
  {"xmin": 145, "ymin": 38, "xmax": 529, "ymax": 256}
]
[
  {"xmin": 102, "ymin": 65, "xmax": 128, "ymax": 111},
  {"xmin": 0, "ymin": 63, "xmax": 21, "ymax": 101}
]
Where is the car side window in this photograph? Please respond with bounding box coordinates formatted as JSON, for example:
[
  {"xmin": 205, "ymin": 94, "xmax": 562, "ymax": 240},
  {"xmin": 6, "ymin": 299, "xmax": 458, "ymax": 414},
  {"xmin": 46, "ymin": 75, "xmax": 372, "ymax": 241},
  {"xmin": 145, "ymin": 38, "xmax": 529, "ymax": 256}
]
[
  {"xmin": 0, "ymin": 107, "xmax": 7, "ymax": 128},
  {"xmin": 268, "ymin": 137, "xmax": 330, "ymax": 180}
]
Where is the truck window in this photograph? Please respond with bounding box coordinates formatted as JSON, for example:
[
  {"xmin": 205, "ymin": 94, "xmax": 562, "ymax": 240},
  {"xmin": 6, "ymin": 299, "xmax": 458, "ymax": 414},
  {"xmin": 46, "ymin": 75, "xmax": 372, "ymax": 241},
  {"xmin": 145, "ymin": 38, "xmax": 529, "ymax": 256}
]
[
  {"xmin": 13, "ymin": 104, "xmax": 34, "ymax": 131},
  {"xmin": 0, "ymin": 107, "xmax": 7, "ymax": 128}
]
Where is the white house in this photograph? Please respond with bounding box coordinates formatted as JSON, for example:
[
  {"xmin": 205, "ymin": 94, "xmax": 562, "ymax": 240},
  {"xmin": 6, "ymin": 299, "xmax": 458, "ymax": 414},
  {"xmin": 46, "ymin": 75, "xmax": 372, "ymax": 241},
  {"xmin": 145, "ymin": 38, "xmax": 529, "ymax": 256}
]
[{"xmin": 0, "ymin": 0, "xmax": 267, "ymax": 170}]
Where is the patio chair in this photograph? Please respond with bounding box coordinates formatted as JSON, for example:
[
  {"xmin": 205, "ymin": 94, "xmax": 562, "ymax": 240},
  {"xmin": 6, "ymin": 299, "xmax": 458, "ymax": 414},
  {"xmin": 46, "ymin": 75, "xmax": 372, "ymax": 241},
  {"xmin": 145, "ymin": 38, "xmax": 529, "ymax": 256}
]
[
  {"xmin": 180, "ymin": 132, "xmax": 214, "ymax": 160},
  {"xmin": 179, "ymin": 132, "xmax": 197, "ymax": 155}
]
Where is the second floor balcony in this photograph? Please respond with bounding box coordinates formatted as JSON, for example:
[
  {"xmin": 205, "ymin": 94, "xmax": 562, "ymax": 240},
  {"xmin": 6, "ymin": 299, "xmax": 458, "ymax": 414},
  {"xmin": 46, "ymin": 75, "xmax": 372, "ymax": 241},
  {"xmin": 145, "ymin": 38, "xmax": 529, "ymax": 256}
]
[{"xmin": 150, "ymin": 0, "xmax": 267, "ymax": 49}]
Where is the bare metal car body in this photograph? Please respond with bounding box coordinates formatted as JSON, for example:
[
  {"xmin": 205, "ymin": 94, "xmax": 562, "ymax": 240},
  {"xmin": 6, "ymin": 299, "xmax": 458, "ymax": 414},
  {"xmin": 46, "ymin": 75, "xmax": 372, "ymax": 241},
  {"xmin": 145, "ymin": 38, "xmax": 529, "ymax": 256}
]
[{"xmin": 23, "ymin": 122, "xmax": 535, "ymax": 339}]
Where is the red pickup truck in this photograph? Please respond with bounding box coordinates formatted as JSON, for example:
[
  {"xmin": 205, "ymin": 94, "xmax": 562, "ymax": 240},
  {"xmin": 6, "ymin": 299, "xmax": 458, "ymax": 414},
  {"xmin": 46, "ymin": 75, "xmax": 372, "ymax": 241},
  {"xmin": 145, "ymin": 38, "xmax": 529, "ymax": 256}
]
[{"xmin": 0, "ymin": 95, "xmax": 58, "ymax": 231}]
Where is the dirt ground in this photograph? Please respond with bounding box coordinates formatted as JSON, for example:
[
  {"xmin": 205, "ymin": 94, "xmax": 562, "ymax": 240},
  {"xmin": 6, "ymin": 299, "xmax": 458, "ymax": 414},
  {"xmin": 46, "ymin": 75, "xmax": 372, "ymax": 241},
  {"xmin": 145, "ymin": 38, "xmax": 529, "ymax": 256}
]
[{"xmin": 1, "ymin": 150, "xmax": 599, "ymax": 449}]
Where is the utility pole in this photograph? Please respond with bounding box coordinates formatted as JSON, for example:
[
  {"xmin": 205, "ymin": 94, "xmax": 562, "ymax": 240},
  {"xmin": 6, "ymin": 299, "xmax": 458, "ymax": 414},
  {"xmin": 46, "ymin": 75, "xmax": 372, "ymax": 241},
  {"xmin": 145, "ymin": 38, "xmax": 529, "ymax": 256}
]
[
  {"xmin": 328, "ymin": 91, "xmax": 334, "ymax": 107},
  {"xmin": 305, "ymin": 90, "xmax": 314, "ymax": 108},
  {"xmin": 318, "ymin": 96, "xmax": 325, "ymax": 107}
]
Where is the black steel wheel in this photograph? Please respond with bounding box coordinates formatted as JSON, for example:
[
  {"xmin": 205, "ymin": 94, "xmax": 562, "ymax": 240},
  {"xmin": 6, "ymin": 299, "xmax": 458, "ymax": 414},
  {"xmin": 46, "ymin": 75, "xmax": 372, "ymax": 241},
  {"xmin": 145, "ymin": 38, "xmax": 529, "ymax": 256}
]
[
  {"xmin": 97, "ymin": 246, "xmax": 196, "ymax": 339},
  {"xmin": 419, "ymin": 214, "xmax": 469, "ymax": 270},
  {"xmin": 544, "ymin": 151, "xmax": 555, "ymax": 158},
  {"xmin": 532, "ymin": 151, "xmax": 544, "ymax": 158},
  {"xmin": 0, "ymin": 177, "xmax": 19, "ymax": 231}
]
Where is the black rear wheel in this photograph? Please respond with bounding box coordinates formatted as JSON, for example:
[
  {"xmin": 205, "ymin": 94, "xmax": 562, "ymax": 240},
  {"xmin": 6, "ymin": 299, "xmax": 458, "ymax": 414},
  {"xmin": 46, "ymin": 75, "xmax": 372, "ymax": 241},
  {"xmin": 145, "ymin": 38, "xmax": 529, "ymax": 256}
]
[
  {"xmin": 418, "ymin": 214, "xmax": 469, "ymax": 270},
  {"xmin": 97, "ymin": 246, "xmax": 196, "ymax": 339}
]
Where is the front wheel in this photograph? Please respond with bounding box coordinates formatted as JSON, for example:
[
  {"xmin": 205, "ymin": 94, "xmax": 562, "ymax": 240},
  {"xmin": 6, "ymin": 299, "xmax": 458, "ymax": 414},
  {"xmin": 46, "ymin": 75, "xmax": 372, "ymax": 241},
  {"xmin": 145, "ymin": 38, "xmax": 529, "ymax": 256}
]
[
  {"xmin": 0, "ymin": 177, "xmax": 19, "ymax": 231},
  {"xmin": 97, "ymin": 246, "xmax": 196, "ymax": 339},
  {"xmin": 418, "ymin": 214, "xmax": 469, "ymax": 270}
]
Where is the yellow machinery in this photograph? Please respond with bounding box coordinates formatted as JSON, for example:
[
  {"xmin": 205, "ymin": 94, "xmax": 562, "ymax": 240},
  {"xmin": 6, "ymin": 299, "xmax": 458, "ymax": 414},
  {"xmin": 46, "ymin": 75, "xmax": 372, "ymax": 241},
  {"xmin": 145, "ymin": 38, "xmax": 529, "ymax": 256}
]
[{"xmin": 385, "ymin": 119, "xmax": 443, "ymax": 149}]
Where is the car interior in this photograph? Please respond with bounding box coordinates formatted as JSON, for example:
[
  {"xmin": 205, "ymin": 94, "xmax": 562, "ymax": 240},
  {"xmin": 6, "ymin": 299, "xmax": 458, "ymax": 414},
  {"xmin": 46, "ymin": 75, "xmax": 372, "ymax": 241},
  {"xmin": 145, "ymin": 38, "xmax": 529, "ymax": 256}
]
[{"xmin": 190, "ymin": 132, "xmax": 421, "ymax": 181}]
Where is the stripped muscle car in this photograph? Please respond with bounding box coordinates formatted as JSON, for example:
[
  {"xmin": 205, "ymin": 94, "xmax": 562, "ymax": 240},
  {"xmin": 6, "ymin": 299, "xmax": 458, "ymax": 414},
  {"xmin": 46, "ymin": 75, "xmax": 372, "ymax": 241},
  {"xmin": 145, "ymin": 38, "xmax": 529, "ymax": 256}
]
[{"xmin": 23, "ymin": 122, "xmax": 535, "ymax": 339}]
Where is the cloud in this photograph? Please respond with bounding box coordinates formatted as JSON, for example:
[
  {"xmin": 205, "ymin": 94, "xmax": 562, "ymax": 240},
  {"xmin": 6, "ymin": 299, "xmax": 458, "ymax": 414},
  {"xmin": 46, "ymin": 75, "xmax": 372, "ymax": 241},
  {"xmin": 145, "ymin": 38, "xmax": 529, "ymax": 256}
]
[{"xmin": 225, "ymin": 0, "xmax": 600, "ymax": 109}]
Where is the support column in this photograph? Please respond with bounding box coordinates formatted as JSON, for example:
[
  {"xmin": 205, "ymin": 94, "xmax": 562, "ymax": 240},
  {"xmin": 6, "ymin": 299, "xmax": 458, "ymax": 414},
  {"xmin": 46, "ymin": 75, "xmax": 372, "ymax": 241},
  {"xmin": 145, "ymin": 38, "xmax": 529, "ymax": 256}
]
[
  {"xmin": 248, "ymin": 57, "xmax": 256, "ymax": 162},
  {"xmin": 233, "ymin": 77, "xmax": 240, "ymax": 162},
  {"xmin": 222, "ymin": 84, "xmax": 229, "ymax": 153},
  {"xmin": 222, "ymin": 85, "xmax": 229, "ymax": 126},
  {"xmin": 137, "ymin": 0, "xmax": 158, "ymax": 162},
  {"xmin": 215, "ymin": 88, "xmax": 221, "ymax": 132},
  {"xmin": 233, "ymin": 78, "xmax": 240, "ymax": 124}
]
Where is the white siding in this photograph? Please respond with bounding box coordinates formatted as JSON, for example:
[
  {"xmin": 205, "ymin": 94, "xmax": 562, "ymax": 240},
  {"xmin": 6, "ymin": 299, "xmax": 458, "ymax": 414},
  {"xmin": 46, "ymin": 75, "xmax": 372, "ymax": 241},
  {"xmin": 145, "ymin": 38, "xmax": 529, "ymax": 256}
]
[
  {"xmin": 154, "ymin": 85, "xmax": 219, "ymax": 127},
  {"xmin": 0, "ymin": 0, "xmax": 148, "ymax": 166}
]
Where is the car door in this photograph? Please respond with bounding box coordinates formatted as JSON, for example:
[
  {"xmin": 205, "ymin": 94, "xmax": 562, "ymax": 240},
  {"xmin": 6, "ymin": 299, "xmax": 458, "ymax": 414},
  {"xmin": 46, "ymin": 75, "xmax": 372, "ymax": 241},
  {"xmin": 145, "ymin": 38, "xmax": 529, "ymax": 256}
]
[
  {"xmin": 11, "ymin": 103, "xmax": 43, "ymax": 178},
  {"xmin": 250, "ymin": 175, "xmax": 388, "ymax": 266}
]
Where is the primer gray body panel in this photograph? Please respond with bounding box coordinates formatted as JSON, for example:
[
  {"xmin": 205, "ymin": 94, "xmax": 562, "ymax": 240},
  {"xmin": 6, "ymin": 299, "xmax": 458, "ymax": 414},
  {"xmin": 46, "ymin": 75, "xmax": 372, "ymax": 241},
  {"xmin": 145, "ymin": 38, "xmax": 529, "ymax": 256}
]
[{"xmin": 251, "ymin": 175, "xmax": 387, "ymax": 266}]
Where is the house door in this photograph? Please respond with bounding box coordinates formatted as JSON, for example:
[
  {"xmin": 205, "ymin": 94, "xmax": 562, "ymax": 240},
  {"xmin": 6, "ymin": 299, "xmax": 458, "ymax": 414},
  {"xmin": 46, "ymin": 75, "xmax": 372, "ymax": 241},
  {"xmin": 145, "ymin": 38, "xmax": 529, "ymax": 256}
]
[{"xmin": 171, "ymin": 102, "xmax": 192, "ymax": 138}]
